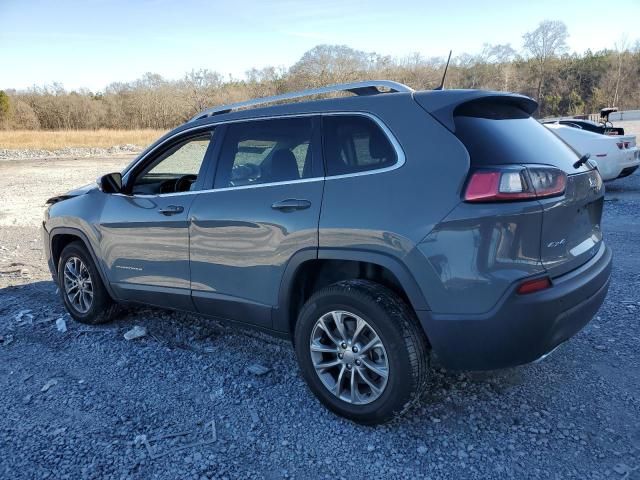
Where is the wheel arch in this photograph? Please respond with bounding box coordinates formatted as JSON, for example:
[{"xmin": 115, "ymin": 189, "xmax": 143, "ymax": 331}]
[
  {"xmin": 49, "ymin": 227, "xmax": 116, "ymax": 299},
  {"xmin": 274, "ymin": 248, "xmax": 430, "ymax": 335}
]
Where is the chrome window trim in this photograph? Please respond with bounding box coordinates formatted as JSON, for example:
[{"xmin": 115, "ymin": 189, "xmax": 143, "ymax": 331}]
[{"xmin": 122, "ymin": 111, "xmax": 405, "ymax": 198}]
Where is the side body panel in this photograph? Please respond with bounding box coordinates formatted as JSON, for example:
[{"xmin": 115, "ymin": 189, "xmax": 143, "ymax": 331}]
[
  {"xmin": 45, "ymin": 189, "xmax": 110, "ymax": 283},
  {"xmin": 189, "ymin": 181, "xmax": 324, "ymax": 328},
  {"xmin": 88, "ymin": 126, "xmax": 218, "ymax": 310},
  {"xmin": 44, "ymin": 189, "xmax": 117, "ymax": 301},
  {"xmin": 416, "ymin": 201, "xmax": 546, "ymax": 314},
  {"xmin": 317, "ymin": 95, "xmax": 470, "ymax": 312},
  {"xmin": 98, "ymin": 193, "xmax": 199, "ymax": 310}
]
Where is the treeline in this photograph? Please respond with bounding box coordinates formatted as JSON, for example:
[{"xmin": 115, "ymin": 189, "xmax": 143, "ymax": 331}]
[{"xmin": 1, "ymin": 20, "xmax": 639, "ymax": 130}]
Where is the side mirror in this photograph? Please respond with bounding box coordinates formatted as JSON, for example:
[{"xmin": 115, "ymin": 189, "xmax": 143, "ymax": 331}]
[{"xmin": 98, "ymin": 172, "xmax": 123, "ymax": 193}]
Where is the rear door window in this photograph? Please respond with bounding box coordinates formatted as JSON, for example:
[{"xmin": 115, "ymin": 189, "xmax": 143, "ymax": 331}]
[
  {"xmin": 214, "ymin": 117, "xmax": 316, "ymax": 188},
  {"xmin": 322, "ymin": 115, "xmax": 397, "ymax": 176}
]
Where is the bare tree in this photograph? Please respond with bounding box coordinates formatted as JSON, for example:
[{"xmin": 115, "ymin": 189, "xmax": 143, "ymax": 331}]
[
  {"xmin": 10, "ymin": 98, "xmax": 40, "ymax": 129},
  {"xmin": 0, "ymin": 91, "xmax": 10, "ymax": 129},
  {"xmin": 289, "ymin": 44, "xmax": 375, "ymax": 87},
  {"xmin": 6, "ymin": 31, "xmax": 640, "ymax": 130},
  {"xmin": 523, "ymin": 20, "xmax": 569, "ymax": 110},
  {"xmin": 485, "ymin": 43, "xmax": 518, "ymax": 91},
  {"xmin": 182, "ymin": 69, "xmax": 223, "ymax": 114},
  {"xmin": 245, "ymin": 66, "xmax": 288, "ymax": 97},
  {"xmin": 611, "ymin": 36, "xmax": 629, "ymax": 107}
]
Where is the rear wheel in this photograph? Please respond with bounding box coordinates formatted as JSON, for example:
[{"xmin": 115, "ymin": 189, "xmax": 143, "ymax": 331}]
[
  {"xmin": 294, "ymin": 280, "xmax": 430, "ymax": 424},
  {"xmin": 58, "ymin": 242, "xmax": 118, "ymax": 324}
]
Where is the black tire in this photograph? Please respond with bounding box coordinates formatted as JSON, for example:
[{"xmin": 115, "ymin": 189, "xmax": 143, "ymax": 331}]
[
  {"xmin": 294, "ymin": 279, "xmax": 430, "ymax": 425},
  {"xmin": 57, "ymin": 241, "xmax": 118, "ymax": 324}
]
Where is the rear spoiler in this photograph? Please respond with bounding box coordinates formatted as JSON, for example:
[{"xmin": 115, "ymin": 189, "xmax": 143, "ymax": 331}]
[{"xmin": 413, "ymin": 90, "xmax": 538, "ymax": 132}]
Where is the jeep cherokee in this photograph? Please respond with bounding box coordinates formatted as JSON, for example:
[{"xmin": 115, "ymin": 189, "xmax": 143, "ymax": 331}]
[{"xmin": 43, "ymin": 81, "xmax": 612, "ymax": 424}]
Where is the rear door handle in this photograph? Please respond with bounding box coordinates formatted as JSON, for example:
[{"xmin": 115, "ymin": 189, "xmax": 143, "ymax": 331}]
[
  {"xmin": 271, "ymin": 199, "xmax": 311, "ymax": 211},
  {"xmin": 158, "ymin": 205, "xmax": 184, "ymax": 216}
]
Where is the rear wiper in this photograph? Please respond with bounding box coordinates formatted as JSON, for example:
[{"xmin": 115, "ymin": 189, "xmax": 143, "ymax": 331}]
[{"xmin": 573, "ymin": 153, "xmax": 591, "ymax": 169}]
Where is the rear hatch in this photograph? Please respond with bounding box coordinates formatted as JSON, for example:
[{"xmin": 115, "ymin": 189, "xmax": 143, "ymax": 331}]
[
  {"xmin": 417, "ymin": 93, "xmax": 604, "ymax": 278},
  {"xmin": 536, "ymin": 169, "xmax": 603, "ymax": 276}
]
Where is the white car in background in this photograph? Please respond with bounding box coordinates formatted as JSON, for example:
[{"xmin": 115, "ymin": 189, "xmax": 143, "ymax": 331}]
[{"xmin": 545, "ymin": 123, "xmax": 639, "ymax": 181}]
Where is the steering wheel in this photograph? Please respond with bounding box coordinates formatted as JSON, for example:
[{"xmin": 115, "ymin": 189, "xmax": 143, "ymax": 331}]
[
  {"xmin": 159, "ymin": 179, "xmax": 176, "ymax": 194},
  {"xmin": 175, "ymin": 174, "xmax": 197, "ymax": 192}
]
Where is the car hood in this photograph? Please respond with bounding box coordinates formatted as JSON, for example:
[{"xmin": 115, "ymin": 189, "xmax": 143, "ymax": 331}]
[{"xmin": 46, "ymin": 183, "xmax": 98, "ymax": 205}]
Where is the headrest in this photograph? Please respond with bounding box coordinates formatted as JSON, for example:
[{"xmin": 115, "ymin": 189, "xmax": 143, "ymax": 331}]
[
  {"xmin": 270, "ymin": 149, "xmax": 299, "ymax": 181},
  {"xmin": 369, "ymin": 133, "xmax": 394, "ymax": 160}
]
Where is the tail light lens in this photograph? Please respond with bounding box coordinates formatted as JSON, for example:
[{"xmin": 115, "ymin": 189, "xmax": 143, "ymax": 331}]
[{"xmin": 464, "ymin": 166, "xmax": 567, "ymax": 202}]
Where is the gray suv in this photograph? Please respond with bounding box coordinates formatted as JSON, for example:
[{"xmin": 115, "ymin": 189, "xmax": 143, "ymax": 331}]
[{"xmin": 43, "ymin": 81, "xmax": 612, "ymax": 424}]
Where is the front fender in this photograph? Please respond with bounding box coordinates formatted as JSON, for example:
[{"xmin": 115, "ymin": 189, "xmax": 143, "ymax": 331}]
[{"xmin": 48, "ymin": 226, "xmax": 118, "ymax": 300}]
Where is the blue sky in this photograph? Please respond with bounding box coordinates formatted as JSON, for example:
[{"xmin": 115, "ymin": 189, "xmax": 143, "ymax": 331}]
[{"xmin": 1, "ymin": 0, "xmax": 638, "ymax": 91}]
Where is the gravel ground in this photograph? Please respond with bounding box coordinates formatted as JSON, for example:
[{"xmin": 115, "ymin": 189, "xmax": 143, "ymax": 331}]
[
  {"xmin": 614, "ymin": 120, "xmax": 640, "ymax": 136},
  {"xmin": 0, "ymin": 155, "xmax": 639, "ymax": 479}
]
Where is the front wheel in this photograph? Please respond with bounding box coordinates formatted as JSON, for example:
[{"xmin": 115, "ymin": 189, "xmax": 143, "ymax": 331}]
[
  {"xmin": 294, "ymin": 280, "xmax": 430, "ymax": 424},
  {"xmin": 57, "ymin": 241, "xmax": 118, "ymax": 324}
]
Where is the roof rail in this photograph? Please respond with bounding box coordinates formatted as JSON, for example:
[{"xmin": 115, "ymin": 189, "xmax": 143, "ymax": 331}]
[{"xmin": 190, "ymin": 80, "xmax": 414, "ymax": 121}]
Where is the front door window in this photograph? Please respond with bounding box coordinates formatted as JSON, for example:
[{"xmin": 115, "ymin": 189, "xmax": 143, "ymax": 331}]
[{"xmin": 131, "ymin": 133, "xmax": 212, "ymax": 195}]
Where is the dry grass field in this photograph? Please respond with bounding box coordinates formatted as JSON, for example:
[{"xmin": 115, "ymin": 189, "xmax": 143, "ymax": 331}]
[
  {"xmin": 0, "ymin": 129, "xmax": 167, "ymax": 150},
  {"xmin": 0, "ymin": 121, "xmax": 638, "ymax": 152}
]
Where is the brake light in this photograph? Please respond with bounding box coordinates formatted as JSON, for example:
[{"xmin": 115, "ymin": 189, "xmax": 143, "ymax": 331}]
[
  {"xmin": 464, "ymin": 167, "xmax": 567, "ymax": 202},
  {"xmin": 517, "ymin": 277, "xmax": 551, "ymax": 294}
]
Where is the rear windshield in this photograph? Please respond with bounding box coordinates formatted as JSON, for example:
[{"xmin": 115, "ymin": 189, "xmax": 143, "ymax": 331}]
[{"xmin": 454, "ymin": 103, "xmax": 588, "ymax": 173}]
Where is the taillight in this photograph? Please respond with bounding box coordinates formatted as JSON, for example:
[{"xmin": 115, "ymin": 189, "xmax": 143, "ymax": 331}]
[{"xmin": 464, "ymin": 166, "xmax": 567, "ymax": 202}]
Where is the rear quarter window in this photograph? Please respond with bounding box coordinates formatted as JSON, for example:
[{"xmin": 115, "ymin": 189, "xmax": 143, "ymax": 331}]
[{"xmin": 323, "ymin": 115, "xmax": 397, "ymax": 176}]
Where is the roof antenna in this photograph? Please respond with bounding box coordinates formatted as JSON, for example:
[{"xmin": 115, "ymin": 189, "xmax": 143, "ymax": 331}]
[{"xmin": 434, "ymin": 50, "xmax": 452, "ymax": 90}]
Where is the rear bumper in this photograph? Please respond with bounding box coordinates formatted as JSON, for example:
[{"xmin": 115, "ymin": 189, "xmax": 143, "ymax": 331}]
[
  {"xmin": 417, "ymin": 243, "xmax": 612, "ymax": 370},
  {"xmin": 608, "ymin": 149, "xmax": 639, "ymax": 180},
  {"xmin": 617, "ymin": 164, "xmax": 639, "ymax": 178},
  {"xmin": 598, "ymin": 148, "xmax": 639, "ymax": 180}
]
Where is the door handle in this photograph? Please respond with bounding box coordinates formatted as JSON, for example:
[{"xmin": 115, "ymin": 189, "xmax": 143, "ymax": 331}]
[
  {"xmin": 271, "ymin": 199, "xmax": 312, "ymax": 211},
  {"xmin": 158, "ymin": 205, "xmax": 184, "ymax": 216}
]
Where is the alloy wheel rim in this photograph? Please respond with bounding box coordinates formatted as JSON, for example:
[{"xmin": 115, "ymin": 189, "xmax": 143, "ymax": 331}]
[
  {"xmin": 310, "ymin": 310, "xmax": 389, "ymax": 405},
  {"xmin": 63, "ymin": 256, "xmax": 94, "ymax": 314}
]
